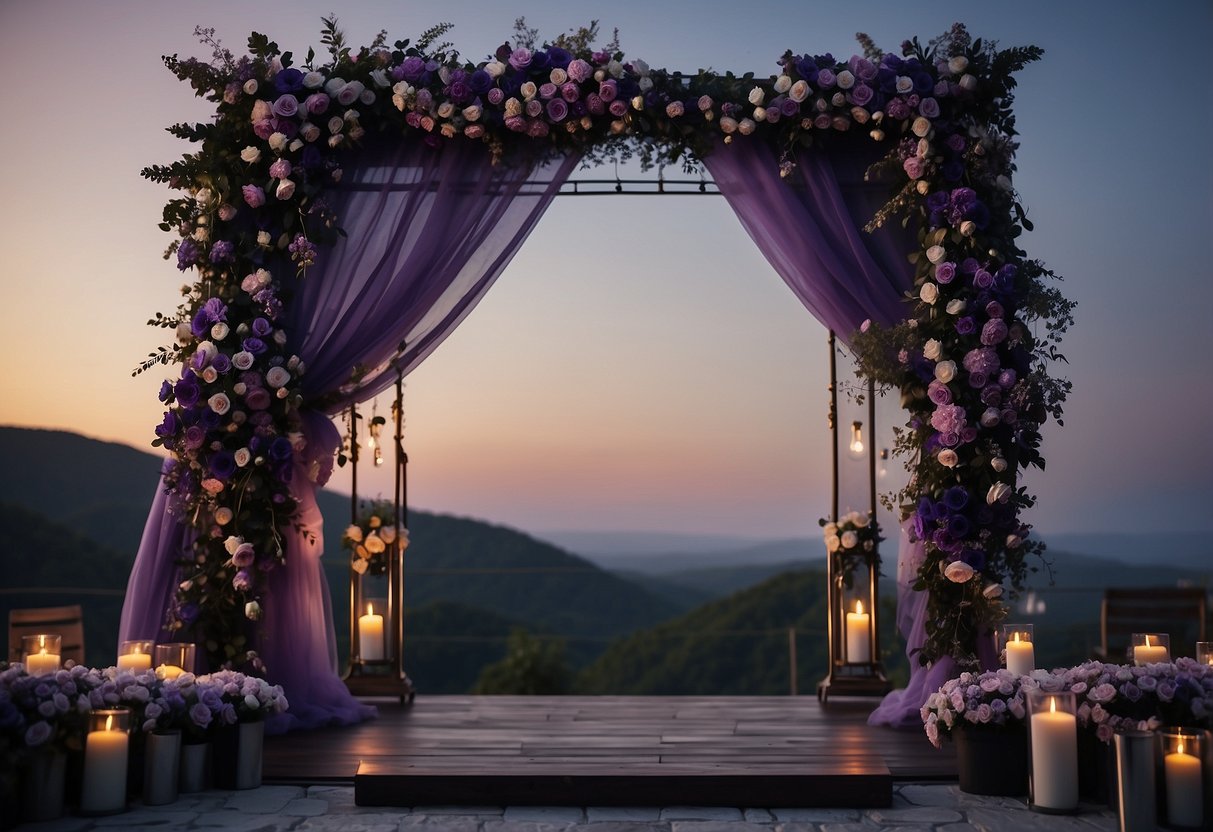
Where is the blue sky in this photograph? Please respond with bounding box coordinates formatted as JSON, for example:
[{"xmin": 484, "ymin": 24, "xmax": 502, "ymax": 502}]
[{"xmin": 0, "ymin": 0, "xmax": 1209, "ymax": 538}]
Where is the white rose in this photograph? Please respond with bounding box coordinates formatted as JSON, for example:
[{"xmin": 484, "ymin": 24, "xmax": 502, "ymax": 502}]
[
  {"xmin": 245, "ymin": 601, "xmax": 262, "ymax": 621},
  {"xmin": 224, "ymin": 535, "xmax": 243, "ymax": 555},
  {"xmin": 303, "ymin": 71, "xmax": 325, "ymax": 89},
  {"xmin": 934, "ymin": 360, "xmax": 957, "ymax": 383},
  {"xmin": 345, "ymin": 524, "xmax": 364, "ymax": 543},
  {"xmin": 831, "ymin": 92, "xmax": 847, "ymax": 108},
  {"xmin": 826, "ymin": 534, "xmax": 841, "ymax": 553},
  {"xmin": 869, "ymin": 129, "xmax": 885, "ymax": 142},
  {"xmin": 520, "ymin": 81, "xmax": 537, "ymax": 100},
  {"xmin": 916, "ymin": 180, "xmax": 930, "ymax": 195},
  {"xmin": 289, "ymin": 138, "xmax": 304, "ymax": 153},
  {"xmin": 268, "ymin": 132, "xmax": 288, "ymax": 153},
  {"xmin": 1006, "ymin": 534, "xmax": 1024, "ymax": 549},
  {"xmin": 638, "ymin": 76, "xmax": 653, "ymax": 93},
  {"xmin": 265, "ymin": 366, "xmax": 291, "ymax": 389},
  {"xmin": 176, "ymin": 322, "xmax": 193, "ymax": 345},
  {"xmin": 364, "ymin": 534, "xmax": 386, "ymax": 554},
  {"xmin": 437, "ymin": 101, "xmax": 455, "ymax": 119},
  {"xmin": 351, "ymin": 558, "xmax": 368, "ymax": 575},
  {"xmin": 748, "ymin": 86, "xmax": 765, "ymax": 106},
  {"xmin": 823, "ymin": 522, "xmax": 839, "ymax": 537},
  {"xmin": 719, "ymin": 116, "xmax": 738, "ymax": 134},
  {"xmin": 256, "ymin": 231, "xmax": 272, "ymax": 248},
  {"xmin": 462, "ymin": 105, "xmax": 482, "ymax": 122},
  {"xmin": 232, "ymin": 382, "xmax": 247, "ymax": 396},
  {"xmin": 926, "ymin": 245, "xmax": 947, "ymax": 264},
  {"xmin": 851, "ymin": 106, "xmax": 870, "ymax": 124},
  {"xmin": 379, "ymin": 526, "xmax": 397, "ymax": 544},
  {"xmin": 210, "ymin": 322, "xmax": 230, "ymax": 341},
  {"xmin": 991, "ymin": 457, "xmax": 1008, "ymax": 472},
  {"xmin": 300, "ymin": 122, "xmax": 320, "ymax": 143},
  {"xmin": 606, "ymin": 59, "xmax": 624, "ymax": 78},
  {"xmin": 841, "ymin": 530, "xmax": 859, "ymax": 549},
  {"xmin": 923, "ymin": 339, "xmax": 943, "ymax": 361},
  {"xmin": 207, "ymin": 393, "xmax": 231, "ymax": 415},
  {"xmin": 240, "ymin": 146, "xmax": 261, "ymax": 164},
  {"xmin": 789, "ymin": 80, "xmax": 810, "ymax": 103},
  {"xmin": 987, "ymin": 482, "xmax": 1013, "ymax": 505},
  {"xmin": 752, "ymin": 106, "xmax": 767, "ymax": 122},
  {"xmin": 895, "ymin": 75, "xmax": 914, "ymax": 94},
  {"xmin": 399, "ymin": 528, "xmax": 410, "ymax": 551},
  {"xmin": 232, "ymin": 351, "xmax": 255, "ymax": 370},
  {"xmin": 943, "ymin": 560, "xmax": 976, "ymax": 583},
  {"xmin": 773, "ymin": 75, "xmax": 792, "ymax": 94},
  {"xmin": 982, "ymin": 583, "xmax": 1003, "ymax": 599},
  {"xmin": 912, "ymin": 116, "xmax": 932, "ymax": 138},
  {"xmin": 917, "ymin": 138, "xmax": 931, "ymax": 158},
  {"xmin": 937, "ymin": 448, "xmax": 959, "ymax": 468},
  {"xmin": 959, "ymin": 74, "xmax": 978, "ymax": 92},
  {"xmin": 738, "ymin": 118, "xmax": 756, "ymax": 135},
  {"xmin": 234, "ymin": 448, "xmax": 251, "ymax": 468},
  {"xmin": 192, "ymin": 227, "xmax": 209, "ymax": 243},
  {"xmin": 243, "ymin": 79, "xmax": 258, "ymax": 95},
  {"xmin": 959, "ymin": 220, "xmax": 977, "ymax": 237},
  {"xmin": 835, "ymin": 70, "xmax": 855, "ymax": 90},
  {"xmin": 370, "ymin": 69, "xmax": 390, "ymax": 88},
  {"xmin": 853, "ymin": 513, "xmax": 870, "ymax": 528},
  {"xmin": 485, "ymin": 60, "xmax": 505, "ymax": 78},
  {"xmin": 276, "ymin": 179, "xmax": 296, "ymax": 200},
  {"xmin": 327, "ymin": 116, "xmax": 344, "ymax": 134},
  {"xmin": 214, "ymin": 507, "xmax": 233, "ymax": 525},
  {"xmin": 980, "ymin": 408, "xmax": 1001, "ymax": 428},
  {"xmin": 946, "ymin": 299, "xmax": 966, "ymax": 315},
  {"xmin": 201, "ymin": 367, "xmax": 218, "ymax": 384},
  {"xmin": 948, "ymin": 56, "xmax": 970, "ymax": 75},
  {"xmin": 919, "ymin": 282, "xmax": 939, "ymax": 305}
]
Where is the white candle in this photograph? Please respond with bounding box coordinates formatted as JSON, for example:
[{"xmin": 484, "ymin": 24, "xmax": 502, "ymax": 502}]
[
  {"xmin": 1005, "ymin": 632, "xmax": 1035, "ymax": 676},
  {"xmin": 156, "ymin": 664, "xmax": 184, "ymax": 680},
  {"xmin": 1133, "ymin": 635, "xmax": 1169, "ymax": 666},
  {"xmin": 25, "ymin": 649, "xmax": 61, "ymax": 676},
  {"xmin": 80, "ymin": 715, "xmax": 128, "ymax": 813},
  {"xmin": 117, "ymin": 650, "xmax": 152, "ymax": 672},
  {"xmin": 845, "ymin": 601, "xmax": 871, "ymax": 664},
  {"xmin": 1029, "ymin": 697, "xmax": 1078, "ymax": 810},
  {"xmin": 359, "ymin": 603, "xmax": 385, "ymax": 661},
  {"xmin": 1164, "ymin": 741, "xmax": 1204, "ymax": 828}
]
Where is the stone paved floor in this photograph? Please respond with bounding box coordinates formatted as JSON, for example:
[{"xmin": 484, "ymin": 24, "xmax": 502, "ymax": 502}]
[{"xmin": 15, "ymin": 783, "xmax": 1120, "ymax": 832}]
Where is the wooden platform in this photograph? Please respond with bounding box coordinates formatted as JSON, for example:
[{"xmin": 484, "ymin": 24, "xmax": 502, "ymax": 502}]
[{"xmin": 264, "ymin": 695, "xmax": 955, "ymax": 807}]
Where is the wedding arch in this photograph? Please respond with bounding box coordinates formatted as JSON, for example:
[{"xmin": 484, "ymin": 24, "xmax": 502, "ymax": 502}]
[{"xmin": 121, "ymin": 20, "xmax": 1073, "ymax": 732}]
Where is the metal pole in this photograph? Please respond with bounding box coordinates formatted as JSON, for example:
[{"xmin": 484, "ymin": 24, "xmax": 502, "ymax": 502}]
[
  {"xmin": 867, "ymin": 377, "xmax": 879, "ymax": 666},
  {"xmin": 788, "ymin": 627, "xmax": 798, "ymax": 696}
]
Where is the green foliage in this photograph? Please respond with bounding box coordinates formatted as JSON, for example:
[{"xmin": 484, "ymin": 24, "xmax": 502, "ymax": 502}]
[{"xmin": 473, "ymin": 629, "xmax": 572, "ymax": 694}]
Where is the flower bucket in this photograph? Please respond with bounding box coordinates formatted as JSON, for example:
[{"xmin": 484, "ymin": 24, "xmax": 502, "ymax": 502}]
[
  {"xmin": 954, "ymin": 726, "xmax": 1028, "ymax": 796},
  {"xmin": 22, "ymin": 748, "xmax": 67, "ymax": 822},
  {"xmin": 179, "ymin": 741, "xmax": 211, "ymax": 793},
  {"xmin": 1078, "ymin": 730, "xmax": 1116, "ymax": 807},
  {"xmin": 143, "ymin": 730, "xmax": 181, "ymax": 806},
  {"xmin": 212, "ymin": 721, "xmax": 264, "ymax": 790}
]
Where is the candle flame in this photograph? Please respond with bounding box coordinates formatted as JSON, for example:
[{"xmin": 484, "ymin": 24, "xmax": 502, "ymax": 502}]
[
  {"xmin": 1145, "ymin": 635, "xmax": 1153, "ymax": 648},
  {"xmin": 367, "ymin": 602, "xmax": 374, "ymax": 616},
  {"xmin": 1012, "ymin": 632, "xmax": 1020, "ymax": 643},
  {"xmin": 1178, "ymin": 740, "xmax": 1185, "ymax": 755},
  {"xmin": 39, "ymin": 647, "xmax": 48, "ymax": 657},
  {"xmin": 105, "ymin": 715, "xmax": 113, "ymax": 731},
  {"xmin": 1049, "ymin": 697, "xmax": 1057, "ymax": 714},
  {"xmin": 855, "ymin": 600, "xmax": 864, "ymax": 616},
  {"xmin": 38, "ymin": 635, "xmax": 45, "ymax": 650}
]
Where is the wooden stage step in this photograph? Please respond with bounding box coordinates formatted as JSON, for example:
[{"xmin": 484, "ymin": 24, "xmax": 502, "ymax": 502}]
[{"xmin": 264, "ymin": 695, "xmax": 952, "ymax": 808}]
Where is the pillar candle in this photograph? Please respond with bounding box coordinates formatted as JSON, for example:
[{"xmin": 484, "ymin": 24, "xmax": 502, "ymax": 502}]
[
  {"xmin": 1133, "ymin": 635, "xmax": 1169, "ymax": 666},
  {"xmin": 845, "ymin": 601, "xmax": 871, "ymax": 664},
  {"xmin": 117, "ymin": 650, "xmax": 152, "ymax": 672},
  {"xmin": 359, "ymin": 603, "xmax": 385, "ymax": 661},
  {"xmin": 25, "ymin": 649, "xmax": 61, "ymax": 676},
  {"xmin": 1005, "ymin": 632, "xmax": 1035, "ymax": 676},
  {"xmin": 157, "ymin": 665, "xmax": 184, "ymax": 680},
  {"xmin": 1164, "ymin": 742, "xmax": 1203, "ymax": 828},
  {"xmin": 1029, "ymin": 697, "xmax": 1078, "ymax": 810},
  {"xmin": 80, "ymin": 716, "xmax": 128, "ymax": 814}
]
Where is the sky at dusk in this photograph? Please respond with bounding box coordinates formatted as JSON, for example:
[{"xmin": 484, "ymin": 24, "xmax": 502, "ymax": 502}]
[{"xmin": 1, "ymin": 1, "xmax": 1210, "ymax": 541}]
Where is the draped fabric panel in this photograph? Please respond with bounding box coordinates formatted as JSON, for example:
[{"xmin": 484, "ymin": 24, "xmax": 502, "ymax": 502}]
[
  {"xmin": 706, "ymin": 138, "xmax": 996, "ymax": 726},
  {"xmin": 121, "ymin": 139, "xmax": 579, "ymax": 733}
]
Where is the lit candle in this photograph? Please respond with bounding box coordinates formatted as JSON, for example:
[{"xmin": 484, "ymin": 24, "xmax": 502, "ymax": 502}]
[
  {"xmin": 1029, "ymin": 695, "xmax": 1078, "ymax": 811},
  {"xmin": 80, "ymin": 714, "xmax": 129, "ymax": 814},
  {"xmin": 1005, "ymin": 631, "xmax": 1035, "ymax": 676},
  {"xmin": 117, "ymin": 647, "xmax": 152, "ymax": 672},
  {"xmin": 1133, "ymin": 634, "xmax": 1169, "ymax": 666},
  {"xmin": 845, "ymin": 600, "xmax": 871, "ymax": 664},
  {"xmin": 1164, "ymin": 740, "xmax": 1203, "ymax": 828},
  {"xmin": 156, "ymin": 664, "xmax": 184, "ymax": 680},
  {"xmin": 25, "ymin": 647, "xmax": 61, "ymax": 676},
  {"xmin": 359, "ymin": 602, "xmax": 385, "ymax": 661}
]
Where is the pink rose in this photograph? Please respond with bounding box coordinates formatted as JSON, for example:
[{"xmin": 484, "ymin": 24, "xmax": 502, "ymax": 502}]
[
  {"xmin": 566, "ymin": 59, "xmax": 592, "ymax": 83},
  {"xmin": 304, "ymin": 93, "xmax": 330, "ymax": 115},
  {"xmin": 268, "ymin": 159, "xmax": 292, "ymax": 180},
  {"xmin": 598, "ymin": 80, "xmax": 617, "ymax": 102},
  {"xmin": 903, "ymin": 156, "xmax": 926, "ymax": 179},
  {"xmin": 275, "ymin": 179, "xmax": 296, "ymax": 200},
  {"xmin": 242, "ymin": 185, "xmax": 265, "ymax": 208},
  {"xmin": 272, "ymin": 94, "xmax": 298, "ymax": 118}
]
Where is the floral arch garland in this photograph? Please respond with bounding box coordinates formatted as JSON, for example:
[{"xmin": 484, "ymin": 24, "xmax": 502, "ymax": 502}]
[{"xmin": 141, "ymin": 20, "xmax": 1072, "ymax": 676}]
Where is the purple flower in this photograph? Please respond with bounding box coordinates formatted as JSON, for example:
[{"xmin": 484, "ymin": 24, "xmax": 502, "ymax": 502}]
[
  {"xmin": 24, "ymin": 721, "xmax": 52, "ymax": 747},
  {"xmin": 927, "ymin": 380, "xmax": 952, "ymax": 405},
  {"xmin": 903, "ymin": 157, "xmax": 926, "ymax": 179},
  {"xmin": 184, "ymin": 425, "xmax": 206, "ymax": 450},
  {"xmin": 251, "ymin": 317, "xmax": 273, "ymax": 337},
  {"xmin": 176, "ymin": 238, "xmax": 200, "ymax": 271},
  {"xmin": 155, "ymin": 409, "xmax": 180, "ymax": 438},
  {"xmin": 269, "ymin": 436, "xmax": 293, "ymax": 463},
  {"xmin": 209, "ymin": 240, "xmax": 234, "ymax": 264},
  {"xmin": 849, "ymin": 83, "xmax": 874, "ymax": 107},
  {"xmin": 174, "ymin": 372, "xmax": 201, "ymax": 409},
  {"xmin": 399, "ymin": 56, "xmax": 426, "ymax": 82},
  {"xmin": 946, "ymin": 133, "xmax": 967, "ymax": 153},
  {"xmin": 930, "ymin": 404, "xmax": 967, "ymax": 435},
  {"xmin": 981, "ymin": 319, "xmax": 1009, "ymax": 346},
  {"xmin": 244, "ymin": 387, "xmax": 272, "ymax": 410},
  {"xmin": 271, "ymin": 94, "xmax": 298, "ymax": 118},
  {"xmin": 189, "ymin": 702, "xmax": 213, "ymax": 730},
  {"xmin": 233, "ymin": 543, "xmax": 255, "ymax": 567},
  {"xmin": 546, "ymin": 98, "xmax": 568, "ymax": 122},
  {"xmin": 508, "ymin": 47, "xmax": 533, "ymax": 71},
  {"xmin": 943, "ymin": 486, "xmax": 969, "ymax": 511},
  {"xmin": 918, "ymin": 97, "xmax": 940, "ymax": 118},
  {"xmin": 158, "ymin": 380, "xmax": 174, "ymax": 403},
  {"xmin": 936, "ymin": 261, "xmax": 957, "ymax": 284},
  {"xmin": 963, "ymin": 347, "xmax": 1000, "ymax": 376},
  {"xmin": 998, "ymin": 369, "xmax": 1017, "ymax": 389},
  {"xmin": 242, "ymin": 185, "xmax": 266, "ymax": 208},
  {"xmin": 232, "ymin": 570, "xmax": 253, "ymax": 592},
  {"xmin": 210, "ymin": 451, "xmax": 236, "ymax": 480},
  {"xmin": 956, "ymin": 316, "xmax": 976, "ymax": 335},
  {"xmin": 242, "ymin": 337, "xmax": 267, "ymax": 356},
  {"xmin": 273, "ymin": 68, "xmax": 304, "ymax": 94}
]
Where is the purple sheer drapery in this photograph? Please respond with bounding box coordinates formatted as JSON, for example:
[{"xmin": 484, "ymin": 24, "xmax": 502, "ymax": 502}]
[
  {"xmin": 707, "ymin": 138, "xmax": 994, "ymax": 726},
  {"xmin": 703, "ymin": 138, "xmax": 912, "ymax": 342},
  {"xmin": 121, "ymin": 139, "xmax": 579, "ymax": 733}
]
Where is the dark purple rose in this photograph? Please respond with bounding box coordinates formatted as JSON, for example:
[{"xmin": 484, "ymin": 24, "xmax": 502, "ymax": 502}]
[
  {"xmin": 269, "ymin": 436, "xmax": 293, "ymax": 463},
  {"xmin": 956, "ymin": 316, "xmax": 976, "ymax": 335},
  {"xmin": 780, "ymin": 97, "xmax": 800, "ymax": 117},
  {"xmin": 943, "ymin": 486, "xmax": 969, "ymax": 511},
  {"xmin": 850, "ymin": 55, "xmax": 878, "ymax": 82},
  {"xmin": 961, "ymin": 257, "xmax": 980, "ymax": 274},
  {"xmin": 242, "ymin": 337, "xmax": 267, "ymax": 355},
  {"xmin": 998, "ymin": 369, "xmax": 1017, "ymax": 389},
  {"xmin": 918, "ymin": 97, "xmax": 940, "ymax": 118},
  {"xmin": 251, "ymin": 317, "xmax": 273, "ymax": 337},
  {"xmin": 158, "ymin": 380, "xmax": 174, "ymax": 403},
  {"xmin": 156, "ymin": 410, "xmax": 180, "ymax": 438},
  {"xmin": 985, "ymin": 301, "xmax": 1005, "ymax": 319},
  {"xmin": 469, "ymin": 69, "xmax": 493, "ymax": 95},
  {"xmin": 176, "ymin": 238, "xmax": 200, "ymax": 271},
  {"xmin": 959, "ymin": 548, "xmax": 985, "ymax": 570},
  {"xmin": 209, "ymin": 450, "xmax": 236, "ymax": 480},
  {"xmin": 274, "ymin": 68, "xmax": 304, "ymax": 94},
  {"xmin": 927, "ymin": 380, "xmax": 952, "ymax": 406},
  {"xmin": 968, "ymin": 371, "xmax": 988, "ymax": 389},
  {"xmin": 548, "ymin": 47, "xmax": 572, "ymax": 69},
  {"xmin": 178, "ymin": 602, "xmax": 200, "ymax": 625},
  {"xmin": 400, "ymin": 56, "xmax": 426, "ymax": 82},
  {"xmin": 174, "ymin": 372, "xmax": 201, "ymax": 409},
  {"xmin": 981, "ymin": 385, "xmax": 1003, "ymax": 406},
  {"xmin": 184, "ymin": 425, "xmax": 206, "ymax": 450},
  {"xmin": 885, "ymin": 98, "xmax": 910, "ymax": 120},
  {"xmin": 948, "ymin": 514, "xmax": 972, "ymax": 537},
  {"xmin": 946, "ymin": 133, "xmax": 967, "ymax": 153},
  {"xmin": 960, "ymin": 426, "xmax": 978, "ymax": 444},
  {"xmin": 529, "ymin": 49, "xmax": 551, "ymax": 71},
  {"xmin": 209, "ymin": 240, "xmax": 234, "ymax": 264},
  {"xmin": 936, "ymin": 261, "xmax": 957, "ymax": 284}
]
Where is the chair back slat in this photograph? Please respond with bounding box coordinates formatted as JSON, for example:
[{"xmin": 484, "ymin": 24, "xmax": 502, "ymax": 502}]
[
  {"xmin": 1099, "ymin": 587, "xmax": 1207, "ymax": 663},
  {"xmin": 8, "ymin": 605, "xmax": 86, "ymax": 666}
]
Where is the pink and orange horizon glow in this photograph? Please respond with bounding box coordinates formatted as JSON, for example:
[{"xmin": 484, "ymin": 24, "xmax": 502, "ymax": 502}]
[{"xmin": 1, "ymin": 1, "xmax": 1210, "ymax": 539}]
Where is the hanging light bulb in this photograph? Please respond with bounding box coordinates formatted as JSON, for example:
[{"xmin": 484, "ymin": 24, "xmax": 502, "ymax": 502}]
[
  {"xmin": 373, "ymin": 445, "xmax": 383, "ymax": 467},
  {"xmin": 879, "ymin": 448, "xmax": 889, "ymax": 478},
  {"xmin": 848, "ymin": 421, "xmax": 865, "ymax": 459}
]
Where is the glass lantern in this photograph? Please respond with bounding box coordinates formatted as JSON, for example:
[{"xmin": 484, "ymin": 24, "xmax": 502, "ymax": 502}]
[
  {"xmin": 80, "ymin": 707, "xmax": 131, "ymax": 815},
  {"xmin": 1130, "ymin": 632, "xmax": 1170, "ymax": 666},
  {"xmin": 1026, "ymin": 690, "xmax": 1078, "ymax": 813},
  {"xmin": 22, "ymin": 634, "xmax": 62, "ymax": 675},
  {"xmin": 154, "ymin": 642, "xmax": 196, "ymax": 680},
  {"xmin": 1159, "ymin": 729, "xmax": 1205, "ymax": 830},
  {"xmin": 1001, "ymin": 624, "xmax": 1035, "ymax": 676}
]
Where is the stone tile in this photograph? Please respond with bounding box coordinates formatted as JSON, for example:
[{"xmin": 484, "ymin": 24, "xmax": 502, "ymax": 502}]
[
  {"xmin": 578, "ymin": 821, "xmax": 669, "ymax": 832},
  {"xmin": 481, "ymin": 821, "xmax": 574, "ymax": 832},
  {"xmin": 669, "ymin": 822, "xmax": 771, "ymax": 832},
  {"xmin": 818, "ymin": 824, "xmax": 880, "ymax": 832},
  {"xmin": 660, "ymin": 807, "xmax": 744, "ymax": 821},
  {"xmin": 963, "ymin": 808, "xmax": 1115, "ymax": 830},
  {"xmin": 770, "ymin": 823, "xmax": 822, "ymax": 832},
  {"xmin": 416, "ymin": 806, "xmax": 505, "ymax": 816},
  {"xmin": 772, "ymin": 808, "xmax": 861, "ymax": 822},
  {"xmin": 742, "ymin": 809, "xmax": 775, "ymax": 823},
  {"xmin": 224, "ymin": 785, "xmax": 308, "ymax": 813},
  {"xmin": 938, "ymin": 824, "xmax": 981, "ymax": 832},
  {"xmin": 192, "ymin": 812, "xmax": 304, "ymax": 830},
  {"xmin": 282, "ymin": 798, "xmax": 331, "ymax": 816},
  {"xmin": 955, "ymin": 792, "xmax": 1031, "ymax": 811},
  {"xmin": 898, "ymin": 784, "xmax": 964, "ymax": 807},
  {"xmin": 94, "ymin": 808, "xmax": 199, "ymax": 826},
  {"xmin": 16, "ymin": 817, "xmax": 94, "ymax": 832},
  {"xmin": 586, "ymin": 807, "xmax": 663, "ymax": 822},
  {"xmin": 863, "ymin": 806, "xmax": 964, "ymax": 824},
  {"xmin": 401, "ymin": 816, "xmax": 483, "ymax": 832},
  {"xmin": 297, "ymin": 815, "xmax": 414, "ymax": 832},
  {"xmin": 504, "ymin": 807, "xmax": 586, "ymax": 823}
]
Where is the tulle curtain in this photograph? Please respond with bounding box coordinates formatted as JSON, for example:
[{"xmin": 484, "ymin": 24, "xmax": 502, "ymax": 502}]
[
  {"xmin": 121, "ymin": 138, "xmax": 579, "ymax": 733},
  {"xmin": 706, "ymin": 137, "xmax": 995, "ymax": 726}
]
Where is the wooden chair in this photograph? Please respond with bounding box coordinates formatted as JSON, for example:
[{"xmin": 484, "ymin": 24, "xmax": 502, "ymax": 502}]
[
  {"xmin": 8, "ymin": 605, "xmax": 85, "ymax": 666},
  {"xmin": 1097, "ymin": 587, "xmax": 1207, "ymax": 663}
]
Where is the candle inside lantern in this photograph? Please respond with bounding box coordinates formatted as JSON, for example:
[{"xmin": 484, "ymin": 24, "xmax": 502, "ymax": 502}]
[
  {"xmin": 116, "ymin": 643, "xmax": 152, "ymax": 672},
  {"xmin": 156, "ymin": 664, "xmax": 184, "ymax": 680},
  {"xmin": 1029, "ymin": 694, "xmax": 1078, "ymax": 811},
  {"xmin": 1164, "ymin": 738, "xmax": 1204, "ymax": 828},
  {"xmin": 80, "ymin": 712, "xmax": 129, "ymax": 814},
  {"xmin": 1133, "ymin": 634, "xmax": 1169, "ymax": 666},
  {"xmin": 845, "ymin": 600, "xmax": 871, "ymax": 664},
  {"xmin": 23, "ymin": 635, "xmax": 61, "ymax": 675},
  {"xmin": 359, "ymin": 602, "xmax": 385, "ymax": 661},
  {"xmin": 1005, "ymin": 630, "xmax": 1035, "ymax": 676}
]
